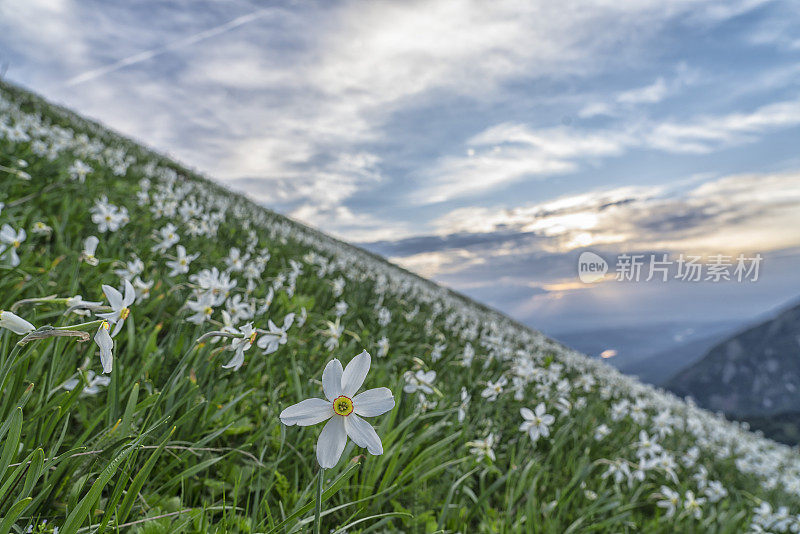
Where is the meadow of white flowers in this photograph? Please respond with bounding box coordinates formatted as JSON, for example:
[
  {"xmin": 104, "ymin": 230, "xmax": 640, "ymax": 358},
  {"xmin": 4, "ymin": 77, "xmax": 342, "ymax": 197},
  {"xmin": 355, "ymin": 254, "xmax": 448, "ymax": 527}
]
[{"xmin": 0, "ymin": 81, "xmax": 798, "ymax": 532}]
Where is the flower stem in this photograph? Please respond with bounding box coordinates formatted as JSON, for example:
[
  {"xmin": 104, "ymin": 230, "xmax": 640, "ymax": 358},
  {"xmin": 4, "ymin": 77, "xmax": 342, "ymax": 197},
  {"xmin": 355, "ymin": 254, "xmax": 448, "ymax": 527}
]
[
  {"xmin": 56, "ymin": 320, "xmax": 104, "ymax": 331},
  {"xmin": 314, "ymin": 467, "xmax": 324, "ymax": 534}
]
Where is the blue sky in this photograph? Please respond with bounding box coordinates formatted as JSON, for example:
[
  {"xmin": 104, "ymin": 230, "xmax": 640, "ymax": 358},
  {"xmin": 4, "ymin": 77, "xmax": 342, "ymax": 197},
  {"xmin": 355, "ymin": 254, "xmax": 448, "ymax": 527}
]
[{"xmin": 2, "ymin": 0, "xmax": 800, "ymax": 336}]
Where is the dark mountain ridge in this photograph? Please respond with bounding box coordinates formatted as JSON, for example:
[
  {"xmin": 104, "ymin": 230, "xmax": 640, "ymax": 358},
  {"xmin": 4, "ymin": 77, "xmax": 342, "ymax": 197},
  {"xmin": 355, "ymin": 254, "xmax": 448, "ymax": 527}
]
[{"xmin": 667, "ymin": 300, "xmax": 800, "ymax": 417}]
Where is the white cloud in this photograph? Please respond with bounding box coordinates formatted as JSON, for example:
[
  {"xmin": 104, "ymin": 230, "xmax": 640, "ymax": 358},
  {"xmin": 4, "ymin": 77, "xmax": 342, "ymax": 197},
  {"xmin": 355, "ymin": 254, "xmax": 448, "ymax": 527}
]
[
  {"xmin": 0, "ymin": 0, "xmax": 89, "ymax": 74},
  {"xmin": 418, "ymin": 97, "xmax": 800, "ymax": 203},
  {"xmin": 617, "ymin": 77, "xmax": 670, "ymax": 104},
  {"xmin": 391, "ymin": 248, "xmax": 485, "ymax": 280},
  {"xmin": 414, "ymin": 123, "xmax": 631, "ymax": 203},
  {"xmin": 646, "ymin": 99, "xmax": 800, "ymax": 153},
  {"xmin": 580, "ymin": 64, "xmax": 699, "ymax": 117}
]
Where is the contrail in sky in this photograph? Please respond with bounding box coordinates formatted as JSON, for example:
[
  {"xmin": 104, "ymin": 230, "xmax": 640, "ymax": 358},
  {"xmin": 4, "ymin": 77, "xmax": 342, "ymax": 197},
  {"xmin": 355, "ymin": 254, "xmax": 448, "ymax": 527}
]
[{"xmin": 65, "ymin": 9, "xmax": 271, "ymax": 86}]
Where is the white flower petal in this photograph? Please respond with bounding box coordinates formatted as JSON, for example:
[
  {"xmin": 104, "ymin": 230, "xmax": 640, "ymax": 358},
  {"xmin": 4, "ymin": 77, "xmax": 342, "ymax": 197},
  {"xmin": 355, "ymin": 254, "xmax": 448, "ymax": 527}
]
[
  {"xmin": 96, "ymin": 308, "xmax": 116, "ymax": 318},
  {"xmin": 102, "ymin": 284, "xmax": 123, "ymax": 310},
  {"xmin": 110, "ymin": 319, "xmax": 125, "ymax": 338},
  {"xmin": 84, "ymin": 235, "xmax": 99, "ymax": 255},
  {"xmin": 353, "ymin": 387, "xmax": 395, "ymax": 417},
  {"xmin": 341, "ymin": 350, "xmax": 370, "ymax": 397},
  {"xmin": 280, "ymin": 398, "xmax": 333, "ymax": 426},
  {"xmin": 222, "ymin": 348, "xmax": 245, "ymax": 371},
  {"xmin": 123, "ymin": 279, "xmax": 136, "ymax": 306},
  {"xmin": 0, "ymin": 224, "xmax": 13, "ymax": 242},
  {"xmin": 344, "ymin": 414, "xmax": 383, "ymax": 455},
  {"xmin": 61, "ymin": 378, "xmax": 80, "ymax": 391},
  {"xmin": 94, "ymin": 325, "xmax": 114, "ymax": 374},
  {"xmin": 316, "ymin": 416, "xmax": 348, "ymax": 468},
  {"xmin": 322, "ymin": 359, "xmax": 344, "ymax": 401},
  {"xmin": 520, "ymin": 407, "xmax": 534, "ymax": 420}
]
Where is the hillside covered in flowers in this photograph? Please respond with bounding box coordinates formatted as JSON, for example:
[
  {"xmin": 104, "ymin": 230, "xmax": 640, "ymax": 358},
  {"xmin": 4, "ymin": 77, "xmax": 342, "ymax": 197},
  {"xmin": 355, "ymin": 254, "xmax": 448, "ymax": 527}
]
[{"xmin": 0, "ymin": 81, "xmax": 798, "ymax": 533}]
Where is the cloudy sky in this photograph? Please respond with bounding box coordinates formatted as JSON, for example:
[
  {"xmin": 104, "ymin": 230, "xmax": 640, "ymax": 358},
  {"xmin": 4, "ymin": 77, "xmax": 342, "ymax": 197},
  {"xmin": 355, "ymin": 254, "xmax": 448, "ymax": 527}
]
[{"xmin": 2, "ymin": 0, "xmax": 800, "ymax": 337}]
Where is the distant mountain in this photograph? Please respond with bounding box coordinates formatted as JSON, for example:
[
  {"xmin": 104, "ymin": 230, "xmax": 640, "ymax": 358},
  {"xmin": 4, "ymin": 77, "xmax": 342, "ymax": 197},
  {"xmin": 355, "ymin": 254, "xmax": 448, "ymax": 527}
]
[
  {"xmin": 742, "ymin": 411, "xmax": 800, "ymax": 446},
  {"xmin": 622, "ymin": 331, "xmax": 734, "ymax": 385},
  {"xmin": 551, "ymin": 320, "xmax": 741, "ymax": 382},
  {"xmin": 666, "ymin": 301, "xmax": 800, "ymax": 417}
]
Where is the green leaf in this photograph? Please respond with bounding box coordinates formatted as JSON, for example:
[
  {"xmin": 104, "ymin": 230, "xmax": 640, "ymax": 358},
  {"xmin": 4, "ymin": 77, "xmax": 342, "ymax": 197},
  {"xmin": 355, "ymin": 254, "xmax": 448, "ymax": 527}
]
[
  {"xmin": 59, "ymin": 440, "xmax": 142, "ymax": 534},
  {"xmin": 0, "ymin": 408, "xmax": 22, "ymax": 486},
  {"xmin": 265, "ymin": 461, "xmax": 362, "ymax": 534},
  {"xmin": 115, "ymin": 427, "xmax": 174, "ymax": 525},
  {"xmin": 0, "ymin": 497, "xmax": 32, "ymax": 534}
]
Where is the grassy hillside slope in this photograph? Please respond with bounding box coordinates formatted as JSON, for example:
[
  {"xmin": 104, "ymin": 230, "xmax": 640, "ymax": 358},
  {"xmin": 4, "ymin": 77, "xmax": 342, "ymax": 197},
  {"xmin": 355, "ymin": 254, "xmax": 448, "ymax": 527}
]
[{"xmin": 0, "ymin": 81, "xmax": 799, "ymax": 533}]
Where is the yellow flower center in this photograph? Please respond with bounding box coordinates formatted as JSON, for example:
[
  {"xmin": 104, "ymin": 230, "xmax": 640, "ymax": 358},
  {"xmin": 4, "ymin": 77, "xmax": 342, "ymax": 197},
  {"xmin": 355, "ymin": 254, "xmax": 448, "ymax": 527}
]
[
  {"xmin": 204, "ymin": 306, "xmax": 213, "ymax": 316},
  {"xmin": 119, "ymin": 308, "xmax": 130, "ymax": 320},
  {"xmin": 12, "ymin": 240, "xmax": 20, "ymax": 248},
  {"xmin": 101, "ymin": 320, "xmax": 110, "ymax": 331},
  {"xmin": 248, "ymin": 331, "xmax": 257, "ymax": 344},
  {"xmin": 333, "ymin": 395, "xmax": 354, "ymax": 416}
]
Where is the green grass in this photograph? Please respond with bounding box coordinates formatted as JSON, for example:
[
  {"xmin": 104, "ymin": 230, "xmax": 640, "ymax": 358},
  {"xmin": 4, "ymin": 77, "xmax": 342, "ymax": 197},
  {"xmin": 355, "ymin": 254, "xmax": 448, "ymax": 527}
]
[{"xmin": 0, "ymin": 80, "xmax": 799, "ymax": 533}]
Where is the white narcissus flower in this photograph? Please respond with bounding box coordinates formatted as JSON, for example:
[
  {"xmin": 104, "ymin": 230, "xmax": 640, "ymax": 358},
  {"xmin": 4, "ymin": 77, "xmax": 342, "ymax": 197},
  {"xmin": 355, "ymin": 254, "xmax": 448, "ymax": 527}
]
[
  {"xmin": 0, "ymin": 224, "xmax": 26, "ymax": 267},
  {"xmin": 656, "ymin": 486, "xmax": 680, "ymax": 518},
  {"xmin": 222, "ymin": 323, "xmax": 258, "ymax": 371},
  {"xmin": 94, "ymin": 320, "xmax": 114, "ymax": 373},
  {"xmin": 594, "ymin": 424, "xmax": 611, "ymax": 441},
  {"xmin": 324, "ymin": 321, "xmax": 343, "ymax": 352},
  {"xmin": 114, "ymin": 257, "xmax": 144, "ymax": 281},
  {"xmin": 90, "ymin": 197, "xmax": 128, "ymax": 233},
  {"xmin": 403, "ymin": 369, "xmax": 436, "ymax": 395},
  {"xmin": 97, "ymin": 279, "xmax": 136, "ymax": 336},
  {"xmin": 68, "ymin": 159, "xmax": 92, "ymax": 182},
  {"xmin": 481, "ymin": 376, "xmax": 508, "ymax": 401},
  {"xmin": 376, "ymin": 336, "xmax": 389, "ymax": 358},
  {"xmin": 32, "ymin": 221, "xmax": 52, "ymax": 236},
  {"xmin": 704, "ymin": 480, "xmax": 728, "ymax": 503},
  {"xmin": 62, "ymin": 370, "xmax": 110, "ymax": 396},
  {"xmin": 256, "ymin": 287, "xmax": 275, "ymax": 316},
  {"xmin": 166, "ymin": 245, "xmax": 199, "ymax": 277},
  {"xmin": 519, "ymin": 403, "xmax": 555, "ymax": 442},
  {"xmin": 152, "ymin": 223, "xmax": 180, "ymax": 253},
  {"xmin": 225, "ymin": 247, "xmax": 249, "ymax": 272},
  {"xmin": 466, "ymin": 433, "xmax": 496, "ymax": 462},
  {"xmin": 280, "ymin": 350, "xmax": 395, "ymax": 469},
  {"xmin": 0, "ymin": 310, "xmax": 36, "ymax": 335},
  {"xmin": 66, "ymin": 295, "xmax": 103, "ymax": 317},
  {"xmin": 296, "ymin": 306, "xmax": 307, "ymax": 327},
  {"xmin": 186, "ymin": 292, "xmax": 216, "ymax": 324},
  {"xmin": 82, "ymin": 236, "xmax": 100, "ymax": 266},
  {"xmin": 257, "ymin": 313, "xmax": 294, "ymax": 355},
  {"xmin": 458, "ymin": 387, "xmax": 470, "ymax": 423},
  {"xmin": 132, "ymin": 276, "xmax": 154, "ymax": 302},
  {"xmin": 683, "ymin": 490, "xmax": 705, "ymax": 519}
]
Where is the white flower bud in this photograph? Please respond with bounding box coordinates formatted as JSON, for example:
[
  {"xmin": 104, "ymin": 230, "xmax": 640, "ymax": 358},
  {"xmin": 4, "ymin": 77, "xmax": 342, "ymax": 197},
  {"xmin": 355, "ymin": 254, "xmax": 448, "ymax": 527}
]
[{"xmin": 0, "ymin": 310, "xmax": 36, "ymax": 335}]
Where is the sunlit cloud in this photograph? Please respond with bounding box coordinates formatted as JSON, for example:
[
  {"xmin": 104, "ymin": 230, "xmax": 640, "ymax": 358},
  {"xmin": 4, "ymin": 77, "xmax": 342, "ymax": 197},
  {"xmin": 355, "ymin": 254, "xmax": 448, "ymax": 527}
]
[{"xmin": 425, "ymin": 171, "xmax": 800, "ymax": 256}]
